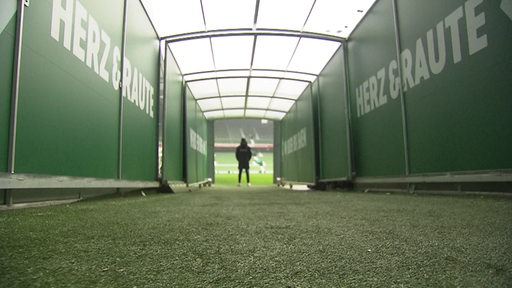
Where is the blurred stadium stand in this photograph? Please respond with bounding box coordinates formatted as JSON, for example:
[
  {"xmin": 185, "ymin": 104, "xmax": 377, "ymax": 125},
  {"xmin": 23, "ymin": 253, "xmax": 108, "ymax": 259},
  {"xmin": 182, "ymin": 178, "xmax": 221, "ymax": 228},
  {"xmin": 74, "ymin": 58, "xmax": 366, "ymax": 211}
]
[{"xmin": 214, "ymin": 119, "xmax": 274, "ymax": 151}]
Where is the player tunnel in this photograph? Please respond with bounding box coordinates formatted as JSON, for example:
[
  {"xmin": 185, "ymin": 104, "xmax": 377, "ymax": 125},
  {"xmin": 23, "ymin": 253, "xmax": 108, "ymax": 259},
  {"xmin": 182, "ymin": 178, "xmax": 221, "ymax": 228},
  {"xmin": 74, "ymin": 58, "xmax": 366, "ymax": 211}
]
[{"xmin": 1, "ymin": 0, "xmax": 511, "ymax": 204}]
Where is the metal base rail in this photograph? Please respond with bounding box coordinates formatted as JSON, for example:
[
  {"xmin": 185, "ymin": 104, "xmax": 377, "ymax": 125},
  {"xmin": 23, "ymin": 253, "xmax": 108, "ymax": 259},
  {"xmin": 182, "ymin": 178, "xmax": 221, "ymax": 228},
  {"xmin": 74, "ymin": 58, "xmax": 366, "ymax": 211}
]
[
  {"xmin": 354, "ymin": 171, "xmax": 512, "ymax": 184},
  {"xmin": 276, "ymin": 177, "xmax": 314, "ymax": 189},
  {"xmin": 352, "ymin": 171, "xmax": 512, "ymax": 194},
  {"xmin": 299, "ymin": 171, "xmax": 512, "ymax": 193},
  {"xmin": 1, "ymin": 173, "xmax": 161, "ymax": 206},
  {"xmin": 185, "ymin": 178, "xmax": 213, "ymax": 190},
  {"xmin": 0, "ymin": 173, "xmax": 160, "ymax": 190}
]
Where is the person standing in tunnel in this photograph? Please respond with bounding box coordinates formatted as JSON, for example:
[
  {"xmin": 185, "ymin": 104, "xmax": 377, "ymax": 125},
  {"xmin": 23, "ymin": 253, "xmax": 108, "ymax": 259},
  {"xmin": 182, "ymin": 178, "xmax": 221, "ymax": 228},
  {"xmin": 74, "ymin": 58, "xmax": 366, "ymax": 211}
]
[{"xmin": 235, "ymin": 138, "xmax": 252, "ymax": 187}]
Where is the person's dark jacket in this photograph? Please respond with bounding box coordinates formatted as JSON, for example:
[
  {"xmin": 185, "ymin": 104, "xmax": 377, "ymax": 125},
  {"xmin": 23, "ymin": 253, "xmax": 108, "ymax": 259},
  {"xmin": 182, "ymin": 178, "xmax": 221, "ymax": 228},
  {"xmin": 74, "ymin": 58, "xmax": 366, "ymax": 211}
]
[{"xmin": 236, "ymin": 141, "xmax": 252, "ymax": 170}]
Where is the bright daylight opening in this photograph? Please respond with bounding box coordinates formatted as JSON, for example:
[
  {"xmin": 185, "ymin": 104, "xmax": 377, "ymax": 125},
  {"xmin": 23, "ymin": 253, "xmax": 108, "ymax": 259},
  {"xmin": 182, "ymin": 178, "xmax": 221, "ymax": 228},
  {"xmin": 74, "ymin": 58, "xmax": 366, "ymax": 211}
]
[{"xmin": 214, "ymin": 119, "xmax": 274, "ymax": 185}]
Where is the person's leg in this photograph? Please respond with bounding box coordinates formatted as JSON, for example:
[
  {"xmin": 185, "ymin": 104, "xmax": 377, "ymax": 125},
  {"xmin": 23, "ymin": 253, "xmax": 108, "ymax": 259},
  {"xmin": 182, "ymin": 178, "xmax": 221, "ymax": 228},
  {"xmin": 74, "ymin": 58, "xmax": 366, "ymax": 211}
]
[
  {"xmin": 238, "ymin": 168, "xmax": 242, "ymax": 186},
  {"xmin": 246, "ymin": 168, "xmax": 250, "ymax": 185}
]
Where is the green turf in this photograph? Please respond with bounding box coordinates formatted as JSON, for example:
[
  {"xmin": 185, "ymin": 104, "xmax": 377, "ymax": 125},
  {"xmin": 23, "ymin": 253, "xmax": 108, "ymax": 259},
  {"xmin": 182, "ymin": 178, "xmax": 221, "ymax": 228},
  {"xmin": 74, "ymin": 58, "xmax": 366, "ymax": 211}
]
[
  {"xmin": 214, "ymin": 173, "xmax": 274, "ymax": 185},
  {"xmin": 1, "ymin": 187, "xmax": 511, "ymax": 287},
  {"xmin": 214, "ymin": 151, "xmax": 273, "ymax": 174}
]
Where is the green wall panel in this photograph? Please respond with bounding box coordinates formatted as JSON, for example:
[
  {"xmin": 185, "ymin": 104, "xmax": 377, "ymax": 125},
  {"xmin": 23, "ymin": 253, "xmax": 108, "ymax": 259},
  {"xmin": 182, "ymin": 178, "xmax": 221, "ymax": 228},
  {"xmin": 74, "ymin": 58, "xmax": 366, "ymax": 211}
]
[
  {"xmin": 396, "ymin": 0, "xmax": 512, "ymax": 173},
  {"xmin": 185, "ymin": 88, "xmax": 197, "ymax": 183},
  {"xmin": 163, "ymin": 49, "xmax": 184, "ymax": 182},
  {"xmin": 196, "ymin": 110, "xmax": 208, "ymax": 182},
  {"xmin": 15, "ymin": 0, "xmax": 124, "ymax": 177},
  {"xmin": 0, "ymin": 0, "xmax": 17, "ymax": 172},
  {"xmin": 347, "ymin": 0, "xmax": 406, "ymax": 177},
  {"xmin": 317, "ymin": 46, "xmax": 349, "ymax": 181},
  {"xmin": 280, "ymin": 108, "xmax": 298, "ymax": 182},
  {"xmin": 280, "ymin": 86, "xmax": 316, "ymax": 184},
  {"xmin": 121, "ymin": 0, "xmax": 159, "ymax": 180},
  {"xmin": 207, "ymin": 120, "xmax": 214, "ymax": 181},
  {"xmin": 273, "ymin": 122, "xmax": 281, "ymax": 181},
  {"xmin": 297, "ymin": 88, "xmax": 316, "ymax": 183},
  {"xmin": 185, "ymin": 87, "xmax": 208, "ymax": 184}
]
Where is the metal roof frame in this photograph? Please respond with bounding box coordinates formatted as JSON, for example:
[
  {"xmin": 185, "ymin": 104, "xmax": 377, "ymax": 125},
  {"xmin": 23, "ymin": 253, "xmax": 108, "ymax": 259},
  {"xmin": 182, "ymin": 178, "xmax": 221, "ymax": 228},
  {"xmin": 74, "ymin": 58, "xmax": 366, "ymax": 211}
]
[
  {"xmin": 142, "ymin": 0, "xmax": 376, "ymax": 120},
  {"xmin": 161, "ymin": 28, "xmax": 345, "ymax": 43},
  {"xmin": 164, "ymin": 30, "xmax": 342, "ymax": 120}
]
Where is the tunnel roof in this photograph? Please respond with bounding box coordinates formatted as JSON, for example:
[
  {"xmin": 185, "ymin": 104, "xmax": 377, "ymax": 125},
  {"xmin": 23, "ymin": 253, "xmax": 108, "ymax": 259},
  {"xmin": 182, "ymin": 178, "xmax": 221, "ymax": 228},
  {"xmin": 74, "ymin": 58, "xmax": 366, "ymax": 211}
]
[{"xmin": 141, "ymin": 0, "xmax": 376, "ymax": 120}]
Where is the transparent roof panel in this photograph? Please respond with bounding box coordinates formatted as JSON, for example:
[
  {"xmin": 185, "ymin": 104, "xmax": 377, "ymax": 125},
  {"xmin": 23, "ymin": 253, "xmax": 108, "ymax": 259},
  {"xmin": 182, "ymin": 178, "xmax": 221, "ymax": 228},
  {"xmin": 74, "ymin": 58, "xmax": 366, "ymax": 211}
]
[
  {"xmin": 188, "ymin": 79, "xmax": 219, "ymax": 99},
  {"xmin": 141, "ymin": 0, "xmax": 377, "ymax": 120},
  {"xmin": 224, "ymin": 109, "xmax": 245, "ymax": 118},
  {"xmin": 221, "ymin": 97, "xmax": 246, "ymax": 109},
  {"xmin": 252, "ymin": 36, "xmax": 299, "ymax": 71},
  {"xmin": 197, "ymin": 98, "xmax": 222, "ymax": 111},
  {"xmin": 275, "ymin": 80, "xmax": 310, "ymax": 100},
  {"xmin": 247, "ymin": 97, "xmax": 271, "ymax": 109},
  {"xmin": 169, "ymin": 38, "xmax": 214, "ymax": 74},
  {"xmin": 245, "ymin": 109, "xmax": 267, "ymax": 119},
  {"xmin": 142, "ymin": 0, "xmax": 204, "ymax": 36},
  {"xmin": 204, "ymin": 110, "xmax": 225, "ymax": 119},
  {"xmin": 265, "ymin": 110, "xmax": 286, "ymax": 120},
  {"xmin": 304, "ymin": 0, "xmax": 376, "ymax": 38},
  {"xmin": 203, "ymin": 0, "xmax": 256, "ymax": 30},
  {"xmin": 257, "ymin": 0, "xmax": 315, "ymax": 31},
  {"xmin": 218, "ymin": 78, "xmax": 247, "ymax": 96},
  {"xmin": 288, "ymin": 38, "xmax": 341, "ymax": 74},
  {"xmin": 211, "ymin": 36, "xmax": 254, "ymax": 70},
  {"xmin": 249, "ymin": 78, "xmax": 280, "ymax": 96},
  {"xmin": 268, "ymin": 98, "xmax": 295, "ymax": 112}
]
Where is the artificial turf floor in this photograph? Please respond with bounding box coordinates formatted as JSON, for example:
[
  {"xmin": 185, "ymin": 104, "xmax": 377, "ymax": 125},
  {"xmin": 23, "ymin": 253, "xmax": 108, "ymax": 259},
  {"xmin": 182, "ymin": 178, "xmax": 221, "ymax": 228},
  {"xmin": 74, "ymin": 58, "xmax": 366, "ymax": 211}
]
[{"xmin": 1, "ymin": 186, "xmax": 511, "ymax": 287}]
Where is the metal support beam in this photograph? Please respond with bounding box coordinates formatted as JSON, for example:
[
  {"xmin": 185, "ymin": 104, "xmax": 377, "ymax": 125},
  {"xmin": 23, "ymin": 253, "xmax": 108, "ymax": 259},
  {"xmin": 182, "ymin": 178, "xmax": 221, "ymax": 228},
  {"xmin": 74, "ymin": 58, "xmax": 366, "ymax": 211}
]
[
  {"xmin": 314, "ymin": 81, "xmax": 324, "ymax": 181},
  {"xmin": 391, "ymin": 0, "xmax": 411, "ymax": 175},
  {"xmin": 312, "ymin": 83, "xmax": 321, "ymax": 183},
  {"xmin": 3, "ymin": 189, "xmax": 13, "ymax": 206},
  {"xmin": 117, "ymin": 0, "xmax": 129, "ymax": 179},
  {"xmin": 342, "ymin": 43, "xmax": 355, "ymax": 181},
  {"xmin": 159, "ymin": 41, "xmax": 168, "ymax": 180},
  {"xmin": 8, "ymin": 0, "xmax": 27, "ymax": 174},
  {"xmin": 181, "ymin": 79, "xmax": 188, "ymax": 183}
]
